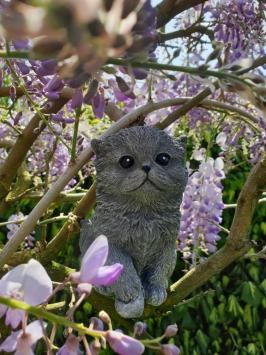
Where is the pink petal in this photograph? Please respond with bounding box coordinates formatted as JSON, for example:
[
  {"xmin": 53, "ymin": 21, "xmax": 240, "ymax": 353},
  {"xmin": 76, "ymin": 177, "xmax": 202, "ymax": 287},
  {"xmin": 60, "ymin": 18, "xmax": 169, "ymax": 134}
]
[
  {"xmin": 23, "ymin": 260, "xmax": 53, "ymax": 306},
  {"xmin": 91, "ymin": 263, "xmax": 123, "ymax": 286},
  {"xmin": 0, "ymin": 329, "xmax": 20, "ymax": 352},
  {"xmin": 80, "ymin": 235, "xmax": 108, "ymax": 283},
  {"xmin": 106, "ymin": 331, "xmax": 145, "ymax": 355}
]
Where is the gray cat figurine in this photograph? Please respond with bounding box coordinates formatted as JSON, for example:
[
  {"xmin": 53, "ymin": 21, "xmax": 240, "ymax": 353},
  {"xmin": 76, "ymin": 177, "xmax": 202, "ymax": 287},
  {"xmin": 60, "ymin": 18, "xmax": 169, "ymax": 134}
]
[{"xmin": 79, "ymin": 126, "xmax": 187, "ymax": 318}]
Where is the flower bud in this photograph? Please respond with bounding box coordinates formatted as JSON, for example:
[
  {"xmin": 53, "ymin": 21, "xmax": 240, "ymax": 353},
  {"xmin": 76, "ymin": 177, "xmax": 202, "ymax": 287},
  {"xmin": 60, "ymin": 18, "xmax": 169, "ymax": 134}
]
[
  {"xmin": 161, "ymin": 344, "xmax": 180, "ymax": 355},
  {"xmin": 164, "ymin": 324, "xmax": 178, "ymax": 337},
  {"xmin": 134, "ymin": 321, "xmax": 147, "ymax": 336},
  {"xmin": 99, "ymin": 310, "xmax": 111, "ymax": 325}
]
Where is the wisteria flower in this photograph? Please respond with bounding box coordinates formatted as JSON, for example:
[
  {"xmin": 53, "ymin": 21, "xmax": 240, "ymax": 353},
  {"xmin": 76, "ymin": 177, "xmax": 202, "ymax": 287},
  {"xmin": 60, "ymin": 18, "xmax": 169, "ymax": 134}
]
[
  {"xmin": 161, "ymin": 344, "xmax": 180, "ymax": 355},
  {"xmin": 71, "ymin": 235, "xmax": 123, "ymax": 294},
  {"xmin": 0, "ymin": 259, "xmax": 52, "ymax": 328},
  {"xmin": 57, "ymin": 334, "xmax": 82, "ymax": 355},
  {"xmin": 7, "ymin": 212, "xmax": 35, "ymax": 248},
  {"xmin": 179, "ymin": 157, "xmax": 225, "ymax": 261},
  {"xmin": 106, "ymin": 330, "xmax": 145, "ymax": 355},
  {"xmin": 0, "ymin": 320, "xmax": 47, "ymax": 355}
]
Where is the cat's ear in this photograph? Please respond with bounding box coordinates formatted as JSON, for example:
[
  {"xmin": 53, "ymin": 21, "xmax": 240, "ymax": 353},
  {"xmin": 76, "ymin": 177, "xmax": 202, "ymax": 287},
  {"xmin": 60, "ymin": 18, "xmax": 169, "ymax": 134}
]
[{"xmin": 91, "ymin": 139, "xmax": 104, "ymax": 155}]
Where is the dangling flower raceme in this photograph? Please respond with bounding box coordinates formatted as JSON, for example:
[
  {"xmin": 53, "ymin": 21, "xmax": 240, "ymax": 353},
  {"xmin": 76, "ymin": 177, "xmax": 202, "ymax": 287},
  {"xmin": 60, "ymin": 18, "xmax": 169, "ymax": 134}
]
[
  {"xmin": 0, "ymin": 320, "xmax": 47, "ymax": 355},
  {"xmin": 179, "ymin": 155, "xmax": 225, "ymax": 262},
  {"xmin": 0, "ymin": 259, "xmax": 52, "ymax": 329},
  {"xmin": 70, "ymin": 235, "xmax": 123, "ymax": 293}
]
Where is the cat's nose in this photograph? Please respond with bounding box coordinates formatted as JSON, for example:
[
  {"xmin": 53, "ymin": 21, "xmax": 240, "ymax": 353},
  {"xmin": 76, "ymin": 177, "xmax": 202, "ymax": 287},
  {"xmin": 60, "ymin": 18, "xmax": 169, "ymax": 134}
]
[{"xmin": 142, "ymin": 165, "xmax": 151, "ymax": 173}]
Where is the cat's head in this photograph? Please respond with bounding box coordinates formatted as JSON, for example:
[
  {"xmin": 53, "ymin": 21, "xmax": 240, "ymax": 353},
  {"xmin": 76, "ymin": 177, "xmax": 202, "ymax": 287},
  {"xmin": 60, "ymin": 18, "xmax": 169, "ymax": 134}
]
[{"xmin": 91, "ymin": 126, "xmax": 187, "ymax": 203}]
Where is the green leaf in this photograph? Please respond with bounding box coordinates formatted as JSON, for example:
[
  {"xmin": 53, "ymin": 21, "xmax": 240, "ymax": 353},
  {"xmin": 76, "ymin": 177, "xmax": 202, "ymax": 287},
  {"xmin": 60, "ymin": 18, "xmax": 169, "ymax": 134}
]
[
  {"xmin": 228, "ymin": 295, "xmax": 243, "ymax": 317},
  {"xmin": 240, "ymin": 281, "xmax": 263, "ymax": 307},
  {"xmin": 260, "ymin": 222, "xmax": 266, "ymax": 235},
  {"xmin": 195, "ymin": 329, "xmax": 209, "ymax": 353},
  {"xmin": 247, "ymin": 343, "xmax": 257, "ymax": 354},
  {"xmin": 243, "ymin": 305, "xmax": 253, "ymax": 330},
  {"xmin": 247, "ymin": 264, "xmax": 260, "ymax": 283},
  {"xmin": 222, "ymin": 275, "xmax": 230, "ymax": 288},
  {"xmin": 209, "ymin": 308, "xmax": 218, "ymax": 324}
]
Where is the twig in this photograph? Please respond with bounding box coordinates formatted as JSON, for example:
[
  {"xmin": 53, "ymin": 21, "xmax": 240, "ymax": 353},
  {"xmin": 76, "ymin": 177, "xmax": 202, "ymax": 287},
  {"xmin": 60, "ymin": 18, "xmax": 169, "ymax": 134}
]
[
  {"xmin": 224, "ymin": 197, "xmax": 266, "ymax": 209},
  {"xmin": 0, "ymin": 88, "xmax": 73, "ymax": 200}
]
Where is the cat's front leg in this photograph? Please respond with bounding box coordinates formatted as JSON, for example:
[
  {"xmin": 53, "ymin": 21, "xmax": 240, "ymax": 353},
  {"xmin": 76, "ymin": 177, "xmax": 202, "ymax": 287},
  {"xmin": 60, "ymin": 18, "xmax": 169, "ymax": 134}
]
[
  {"xmin": 142, "ymin": 245, "xmax": 177, "ymax": 306},
  {"xmin": 97, "ymin": 244, "xmax": 144, "ymax": 318}
]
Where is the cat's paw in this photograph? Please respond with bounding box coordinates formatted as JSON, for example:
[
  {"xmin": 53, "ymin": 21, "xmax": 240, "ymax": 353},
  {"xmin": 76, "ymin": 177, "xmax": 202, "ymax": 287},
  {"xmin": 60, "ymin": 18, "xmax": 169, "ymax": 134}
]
[
  {"xmin": 144, "ymin": 283, "xmax": 167, "ymax": 306},
  {"xmin": 115, "ymin": 292, "xmax": 144, "ymax": 318}
]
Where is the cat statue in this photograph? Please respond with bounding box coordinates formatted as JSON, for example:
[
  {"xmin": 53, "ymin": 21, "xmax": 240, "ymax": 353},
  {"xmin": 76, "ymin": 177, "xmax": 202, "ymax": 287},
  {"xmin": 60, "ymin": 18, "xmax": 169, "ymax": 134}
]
[{"xmin": 79, "ymin": 126, "xmax": 187, "ymax": 318}]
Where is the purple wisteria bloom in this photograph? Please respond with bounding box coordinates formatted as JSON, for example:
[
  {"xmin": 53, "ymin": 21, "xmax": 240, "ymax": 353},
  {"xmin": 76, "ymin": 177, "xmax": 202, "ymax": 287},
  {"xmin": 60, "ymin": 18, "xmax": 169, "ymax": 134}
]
[
  {"xmin": 161, "ymin": 344, "xmax": 180, "ymax": 355},
  {"xmin": 70, "ymin": 235, "xmax": 123, "ymax": 294},
  {"xmin": 0, "ymin": 259, "xmax": 52, "ymax": 328},
  {"xmin": 7, "ymin": 212, "xmax": 35, "ymax": 248},
  {"xmin": 70, "ymin": 88, "xmax": 83, "ymax": 109},
  {"xmin": 106, "ymin": 330, "xmax": 145, "ymax": 355},
  {"xmin": 92, "ymin": 89, "xmax": 105, "ymax": 118},
  {"xmin": 179, "ymin": 156, "xmax": 225, "ymax": 262},
  {"xmin": 43, "ymin": 75, "xmax": 64, "ymax": 100},
  {"xmin": 57, "ymin": 334, "xmax": 82, "ymax": 355},
  {"xmin": 0, "ymin": 320, "xmax": 47, "ymax": 355}
]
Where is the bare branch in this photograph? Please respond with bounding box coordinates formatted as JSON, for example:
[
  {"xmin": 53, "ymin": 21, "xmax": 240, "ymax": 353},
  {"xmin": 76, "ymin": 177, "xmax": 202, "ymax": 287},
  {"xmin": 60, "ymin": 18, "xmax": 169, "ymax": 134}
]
[
  {"xmin": 0, "ymin": 86, "xmax": 24, "ymax": 98},
  {"xmin": 158, "ymin": 25, "xmax": 214, "ymax": 42}
]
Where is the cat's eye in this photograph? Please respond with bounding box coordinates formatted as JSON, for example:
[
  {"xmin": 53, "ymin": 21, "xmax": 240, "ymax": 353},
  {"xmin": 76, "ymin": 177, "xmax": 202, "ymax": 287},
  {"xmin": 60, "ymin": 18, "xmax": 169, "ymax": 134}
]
[
  {"xmin": 155, "ymin": 153, "xmax": 171, "ymax": 166},
  {"xmin": 119, "ymin": 155, "xmax": 135, "ymax": 169}
]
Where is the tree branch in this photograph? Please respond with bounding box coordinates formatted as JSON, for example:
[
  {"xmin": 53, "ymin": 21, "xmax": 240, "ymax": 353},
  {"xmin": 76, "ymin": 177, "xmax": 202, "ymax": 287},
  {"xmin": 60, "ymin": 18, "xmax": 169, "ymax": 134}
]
[
  {"xmin": 158, "ymin": 25, "xmax": 214, "ymax": 42},
  {"xmin": 0, "ymin": 97, "xmax": 209, "ymax": 267},
  {"xmin": 0, "ymin": 88, "xmax": 73, "ymax": 200},
  {"xmin": 156, "ymin": 0, "xmax": 207, "ymax": 28}
]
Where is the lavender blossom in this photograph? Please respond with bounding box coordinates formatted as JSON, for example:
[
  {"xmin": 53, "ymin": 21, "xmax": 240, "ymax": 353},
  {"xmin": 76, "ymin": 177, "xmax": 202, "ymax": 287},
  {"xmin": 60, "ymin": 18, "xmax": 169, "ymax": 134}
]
[
  {"xmin": 133, "ymin": 321, "xmax": 147, "ymax": 336},
  {"xmin": 57, "ymin": 334, "xmax": 82, "ymax": 355},
  {"xmin": 92, "ymin": 89, "xmax": 105, "ymax": 118},
  {"xmin": 70, "ymin": 235, "xmax": 123, "ymax": 293},
  {"xmin": 0, "ymin": 320, "xmax": 47, "ymax": 354},
  {"xmin": 7, "ymin": 212, "xmax": 35, "ymax": 248},
  {"xmin": 0, "ymin": 259, "xmax": 52, "ymax": 328},
  {"xmin": 106, "ymin": 330, "xmax": 145, "ymax": 355},
  {"xmin": 70, "ymin": 88, "xmax": 83, "ymax": 109},
  {"xmin": 164, "ymin": 324, "xmax": 178, "ymax": 337},
  {"xmin": 161, "ymin": 344, "xmax": 180, "ymax": 355},
  {"xmin": 43, "ymin": 75, "xmax": 64, "ymax": 100},
  {"xmin": 179, "ymin": 156, "xmax": 225, "ymax": 262}
]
